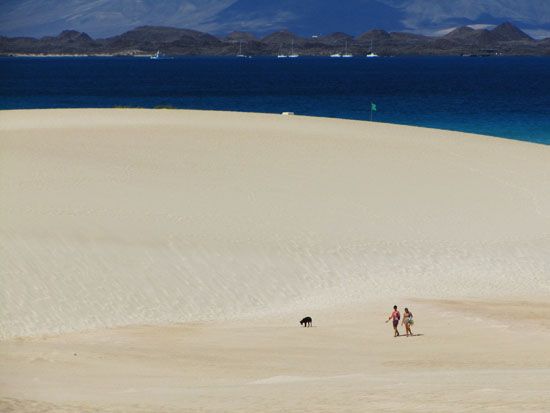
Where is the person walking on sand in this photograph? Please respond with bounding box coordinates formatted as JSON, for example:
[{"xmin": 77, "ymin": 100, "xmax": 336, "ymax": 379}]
[
  {"xmin": 402, "ymin": 307, "xmax": 414, "ymax": 337},
  {"xmin": 386, "ymin": 305, "xmax": 400, "ymax": 337}
]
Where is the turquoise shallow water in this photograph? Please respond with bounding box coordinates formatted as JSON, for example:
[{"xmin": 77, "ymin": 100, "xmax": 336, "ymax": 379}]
[{"xmin": 1, "ymin": 56, "xmax": 549, "ymax": 144}]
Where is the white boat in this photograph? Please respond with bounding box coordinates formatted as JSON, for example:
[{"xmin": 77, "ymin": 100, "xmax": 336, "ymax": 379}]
[
  {"xmin": 150, "ymin": 50, "xmax": 172, "ymax": 60},
  {"xmin": 366, "ymin": 40, "xmax": 379, "ymax": 58},
  {"xmin": 330, "ymin": 53, "xmax": 342, "ymax": 58},
  {"xmin": 342, "ymin": 41, "xmax": 353, "ymax": 58},
  {"xmin": 288, "ymin": 40, "xmax": 299, "ymax": 58},
  {"xmin": 236, "ymin": 42, "xmax": 246, "ymax": 58}
]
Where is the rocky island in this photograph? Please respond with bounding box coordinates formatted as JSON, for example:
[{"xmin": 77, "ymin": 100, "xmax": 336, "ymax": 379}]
[{"xmin": 1, "ymin": 22, "xmax": 549, "ymax": 57}]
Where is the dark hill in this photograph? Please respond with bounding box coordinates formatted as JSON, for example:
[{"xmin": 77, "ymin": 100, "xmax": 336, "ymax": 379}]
[
  {"xmin": 261, "ymin": 30, "xmax": 305, "ymax": 45},
  {"xmin": 356, "ymin": 29, "xmax": 391, "ymax": 43},
  {"xmin": 316, "ymin": 32, "xmax": 353, "ymax": 46},
  {"xmin": 442, "ymin": 23, "xmax": 533, "ymax": 47},
  {"xmin": 490, "ymin": 22, "xmax": 533, "ymax": 42},
  {"xmin": 103, "ymin": 26, "xmax": 221, "ymax": 52},
  {"xmin": 40, "ymin": 30, "xmax": 93, "ymax": 46},
  {"xmin": 225, "ymin": 31, "xmax": 257, "ymax": 42},
  {"xmin": 388, "ymin": 32, "xmax": 429, "ymax": 42},
  {"xmin": 36, "ymin": 30, "xmax": 93, "ymax": 43},
  {"xmin": 107, "ymin": 26, "xmax": 220, "ymax": 44},
  {"xmin": 444, "ymin": 26, "xmax": 476, "ymax": 40}
]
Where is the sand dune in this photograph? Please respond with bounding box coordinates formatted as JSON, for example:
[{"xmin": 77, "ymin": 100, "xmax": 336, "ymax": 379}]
[{"xmin": 1, "ymin": 109, "xmax": 550, "ymax": 411}]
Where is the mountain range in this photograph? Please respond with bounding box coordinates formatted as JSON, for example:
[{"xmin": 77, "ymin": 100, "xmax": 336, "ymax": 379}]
[
  {"xmin": 1, "ymin": 22, "xmax": 548, "ymax": 56},
  {"xmin": 1, "ymin": 0, "xmax": 550, "ymax": 39}
]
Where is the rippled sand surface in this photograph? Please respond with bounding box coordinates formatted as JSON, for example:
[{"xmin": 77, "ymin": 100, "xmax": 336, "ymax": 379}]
[{"xmin": 1, "ymin": 109, "xmax": 549, "ymax": 411}]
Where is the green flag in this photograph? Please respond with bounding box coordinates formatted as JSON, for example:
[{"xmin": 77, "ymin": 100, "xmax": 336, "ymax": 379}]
[{"xmin": 371, "ymin": 102, "xmax": 377, "ymax": 112}]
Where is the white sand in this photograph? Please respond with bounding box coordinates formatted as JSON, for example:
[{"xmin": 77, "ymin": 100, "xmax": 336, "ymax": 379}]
[{"xmin": 1, "ymin": 109, "xmax": 549, "ymax": 411}]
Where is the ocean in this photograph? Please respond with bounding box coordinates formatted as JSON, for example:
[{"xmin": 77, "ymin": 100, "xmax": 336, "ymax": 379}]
[{"xmin": 1, "ymin": 56, "xmax": 549, "ymax": 144}]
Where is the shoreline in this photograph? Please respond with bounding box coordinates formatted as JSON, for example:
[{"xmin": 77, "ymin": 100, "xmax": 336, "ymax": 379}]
[
  {"xmin": 1, "ymin": 107, "xmax": 548, "ymax": 147},
  {"xmin": 3, "ymin": 53, "xmax": 550, "ymax": 57}
]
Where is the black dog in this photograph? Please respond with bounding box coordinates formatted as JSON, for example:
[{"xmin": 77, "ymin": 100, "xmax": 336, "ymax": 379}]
[{"xmin": 300, "ymin": 316, "xmax": 312, "ymax": 327}]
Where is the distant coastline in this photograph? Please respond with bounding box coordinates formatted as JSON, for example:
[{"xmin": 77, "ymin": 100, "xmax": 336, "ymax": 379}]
[
  {"xmin": 3, "ymin": 53, "xmax": 152, "ymax": 58},
  {"xmin": 1, "ymin": 22, "xmax": 549, "ymax": 57}
]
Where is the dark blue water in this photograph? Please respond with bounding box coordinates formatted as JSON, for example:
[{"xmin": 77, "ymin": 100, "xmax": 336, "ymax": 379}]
[{"xmin": 1, "ymin": 56, "xmax": 549, "ymax": 144}]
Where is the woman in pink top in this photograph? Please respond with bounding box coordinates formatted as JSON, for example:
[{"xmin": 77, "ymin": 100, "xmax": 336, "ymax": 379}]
[{"xmin": 386, "ymin": 305, "xmax": 400, "ymax": 337}]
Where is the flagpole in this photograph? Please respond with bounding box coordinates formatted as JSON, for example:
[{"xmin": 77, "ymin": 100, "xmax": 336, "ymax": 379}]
[{"xmin": 370, "ymin": 102, "xmax": 377, "ymax": 122}]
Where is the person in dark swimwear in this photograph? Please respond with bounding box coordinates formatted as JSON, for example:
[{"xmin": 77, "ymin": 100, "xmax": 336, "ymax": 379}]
[
  {"xmin": 402, "ymin": 307, "xmax": 414, "ymax": 337},
  {"xmin": 386, "ymin": 305, "xmax": 400, "ymax": 337}
]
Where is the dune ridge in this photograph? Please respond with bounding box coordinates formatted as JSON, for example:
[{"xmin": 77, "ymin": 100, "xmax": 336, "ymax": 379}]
[{"xmin": 1, "ymin": 109, "xmax": 550, "ymax": 340}]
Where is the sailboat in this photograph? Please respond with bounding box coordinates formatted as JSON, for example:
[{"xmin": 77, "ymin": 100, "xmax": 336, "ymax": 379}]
[
  {"xmin": 236, "ymin": 41, "xmax": 246, "ymax": 58},
  {"xmin": 330, "ymin": 44, "xmax": 342, "ymax": 58},
  {"xmin": 366, "ymin": 40, "xmax": 379, "ymax": 58},
  {"xmin": 150, "ymin": 50, "xmax": 173, "ymax": 60},
  {"xmin": 288, "ymin": 40, "xmax": 299, "ymax": 58},
  {"xmin": 342, "ymin": 41, "xmax": 353, "ymax": 58},
  {"xmin": 277, "ymin": 44, "xmax": 288, "ymax": 58}
]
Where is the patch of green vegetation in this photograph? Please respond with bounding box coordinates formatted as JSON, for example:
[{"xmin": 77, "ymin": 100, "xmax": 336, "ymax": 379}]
[{"xmin": 112, "ymin": 105, "xmax": 178, "ymax": 109}]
